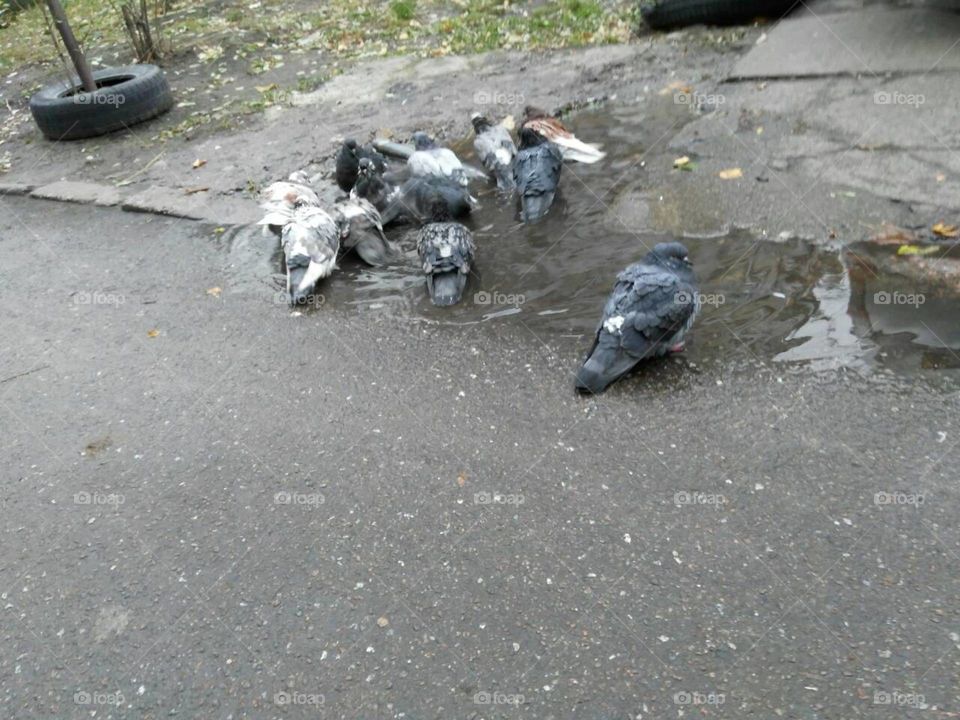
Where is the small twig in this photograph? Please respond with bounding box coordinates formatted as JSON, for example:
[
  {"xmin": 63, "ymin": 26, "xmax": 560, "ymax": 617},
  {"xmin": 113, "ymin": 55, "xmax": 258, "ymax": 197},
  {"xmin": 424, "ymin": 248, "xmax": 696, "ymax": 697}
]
[
  {"xmin": 0, "ymin": 365, "xmax": 50, "ymax": 384},
  {"xmin": 115, "ymin": 151, "xmax": 165, "ymax": 187}
]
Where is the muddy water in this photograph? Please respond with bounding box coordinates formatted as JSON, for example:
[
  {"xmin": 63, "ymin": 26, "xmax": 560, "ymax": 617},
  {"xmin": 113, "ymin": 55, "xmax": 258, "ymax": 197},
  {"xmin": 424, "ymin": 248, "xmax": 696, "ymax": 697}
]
[{"xmin": 219, "ymin": 103, "xmax": 960, "ymax": 378}]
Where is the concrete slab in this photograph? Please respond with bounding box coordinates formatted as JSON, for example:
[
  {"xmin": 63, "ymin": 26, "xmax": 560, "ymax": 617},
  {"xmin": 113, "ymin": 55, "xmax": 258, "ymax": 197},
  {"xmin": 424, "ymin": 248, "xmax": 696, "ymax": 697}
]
[
  {"xmin": 30, "ymin": 180, "xmax": 122, "ymax": 207},
  {"xmin": 731, "ymin": 7, "xmax": 960, "ymax": 79},
  {"xmin": 122, "ymin": 185, "xmax": 261, "ymax": 225},
  {"xmin": 0, "ymin": 180, "xmax": 34, "ymax": 196}
]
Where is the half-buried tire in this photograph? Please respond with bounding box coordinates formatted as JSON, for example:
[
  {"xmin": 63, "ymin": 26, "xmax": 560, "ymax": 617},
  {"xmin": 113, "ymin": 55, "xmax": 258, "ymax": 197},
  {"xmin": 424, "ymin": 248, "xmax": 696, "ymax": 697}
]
[
  {"xmin": 641, "ymin": 0, "xmax": 799, "ymax": 30},
  {"xmin": 29, "ymin": 64, "xmax": 173, "ymax": 141}
]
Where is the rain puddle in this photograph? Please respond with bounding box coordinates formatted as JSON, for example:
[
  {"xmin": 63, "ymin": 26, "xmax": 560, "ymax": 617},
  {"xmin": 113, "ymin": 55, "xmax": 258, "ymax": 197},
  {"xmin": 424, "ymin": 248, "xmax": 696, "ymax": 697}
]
[{"xmin": 214, "ymin": 102, "xmax": 960, "ymax": 379}]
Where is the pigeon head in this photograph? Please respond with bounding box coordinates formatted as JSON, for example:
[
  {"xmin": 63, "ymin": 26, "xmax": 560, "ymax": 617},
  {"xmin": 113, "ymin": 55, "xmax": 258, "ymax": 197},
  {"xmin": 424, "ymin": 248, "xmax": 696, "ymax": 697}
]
[
  {"xmin": 471, "ymin": 113, "xmax": 492, "ymax": 134},
  {"xmin": 646, "ymin": 242, "xmax": 693, "ymax": 272},
  {"xmin": 518, "ymin": 127, "xmax": 548, "ymax": 149},
  {"xmin": 412, "ymin": 131, "xmax": 436, "ymax": 151},
  {"xmin": 523, "ymin": 105, "xmax": 548, "ymax": 122},
  {"xmin": 344, "ymin": 138, "xmax": 359, "ymax": 154},
  {"xmin": 358, "ymin": 157, "xmax": 378, "ymax": 177},
  {"xmin": 427, "ymin": 197, "xmax": 453, "ymax": 223}
]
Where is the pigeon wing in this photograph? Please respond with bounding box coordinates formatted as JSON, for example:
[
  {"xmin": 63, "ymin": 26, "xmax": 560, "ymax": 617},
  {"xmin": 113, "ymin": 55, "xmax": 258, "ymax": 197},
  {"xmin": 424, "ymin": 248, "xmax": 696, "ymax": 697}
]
[{"xmin": 606, "ymin": 266, "xmax": 697, "ymax": 358}]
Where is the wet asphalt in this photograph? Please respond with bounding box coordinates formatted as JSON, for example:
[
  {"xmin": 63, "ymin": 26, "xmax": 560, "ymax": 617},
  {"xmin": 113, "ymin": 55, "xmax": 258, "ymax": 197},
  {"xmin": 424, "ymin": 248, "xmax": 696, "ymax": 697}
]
[{"xmin": 1, "ymin": 197, "xmax": 959, "ymax": 719}]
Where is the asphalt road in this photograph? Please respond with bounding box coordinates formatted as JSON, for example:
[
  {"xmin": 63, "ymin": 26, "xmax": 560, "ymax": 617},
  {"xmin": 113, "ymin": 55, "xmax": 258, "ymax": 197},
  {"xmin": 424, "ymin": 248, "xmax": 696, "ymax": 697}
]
[{"xmin": 1, "ymin": 198, "xmax": 959, "ymax": 719}]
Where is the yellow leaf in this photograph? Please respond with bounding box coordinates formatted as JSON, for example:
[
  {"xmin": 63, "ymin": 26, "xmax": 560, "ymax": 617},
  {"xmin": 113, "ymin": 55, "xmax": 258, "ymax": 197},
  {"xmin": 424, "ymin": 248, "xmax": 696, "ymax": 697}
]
[
  {"xmin": 206, "ymin": 286, "xmax": 222, "ymax": 298},
  {"xmin": 897, "ymin": 244, "xmax": 939, "ymax": 256},
  {"xmin": 718, "ymin": 168, "xmax": 743, "ymax": 180},
  {"xmin": 255, "ymin": 83, "xmax": 278, "ymax": 93},
  {"xmin": 457, "ymin": 472, "xmax": 467, "ymax": 487},
  {"xmin": 659, "ymin": 80, "xmax": 692, "ymax": 95},
  {"xmin": 192, "ymin": 158, "xmax": 206, "ymax": 169},
  {"xmin": 673, "ymin": 156, "xmax": 691, "ymax": 169},
  {"xmin": 147, "ymin": 329, "xmax": 160, "ymax": 338},
  {"xmin": 932, "ymin": 222, "xmax": 959, "ymax": 238}
]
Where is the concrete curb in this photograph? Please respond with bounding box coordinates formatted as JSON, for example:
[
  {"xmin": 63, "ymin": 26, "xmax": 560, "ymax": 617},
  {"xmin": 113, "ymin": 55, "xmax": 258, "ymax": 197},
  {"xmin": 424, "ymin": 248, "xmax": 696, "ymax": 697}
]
[
  {"xmin": 0, "ymin": 181, "xmax": 36, "ymax": 196},
  {"xmin": 13, "ymin": 180, "xmax": 260, "ymax": 227}
]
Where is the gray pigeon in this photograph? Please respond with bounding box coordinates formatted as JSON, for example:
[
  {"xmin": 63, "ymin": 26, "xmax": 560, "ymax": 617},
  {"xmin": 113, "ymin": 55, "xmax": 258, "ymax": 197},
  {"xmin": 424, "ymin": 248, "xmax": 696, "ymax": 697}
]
[
  {"xmin": 471, "ymin": 113, "xmax": 517, "ymax": 191},
  {"xmin": 513, "ymin": 128, "xmax": 563, "ymax": 223},
  {"xmin": 408, "ymin": 131, "xmax": 468, "ymax": 187},
  {"xmin": 575, "ymin": 242, "xmax": 699, "ymax": 394},
  {"xmin": 417, "ymin": 202, "xmax": 476, "ymax": 306},
  {"xmin": 332, "ymin": 196, "xmax": 397, "ymax": 266},
  {"xmin": 280, "ymin": 206, "xmax": 340, "ymax": 304}
]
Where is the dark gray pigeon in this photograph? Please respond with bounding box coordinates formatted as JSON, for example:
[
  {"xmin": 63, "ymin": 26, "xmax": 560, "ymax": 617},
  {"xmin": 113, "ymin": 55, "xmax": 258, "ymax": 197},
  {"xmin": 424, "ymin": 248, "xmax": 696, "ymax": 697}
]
[
  {"xmin": 513, "ymin": 127, "xmax": 563, "ymax": 223},
  {"xmin": 332, "ymin": 196, "xmax": 397, "ymax": 266},
  {"xmin": 575, "ymin": 242, "xmax": 699, "ymax": 394},
  {"xmin": 335, "ymin": 138, "xmax": 388, "ymax": 193},
  {"xmin": 380, "ymin": 173, "xmax": 477, "ymax": 226},
  {"xmin": 417, "ymin": 202, "xmax": 476, "ymax": 306},
  {"xmin": 471, "ymin": 113, "xmax": 517, "ymax": 191}
]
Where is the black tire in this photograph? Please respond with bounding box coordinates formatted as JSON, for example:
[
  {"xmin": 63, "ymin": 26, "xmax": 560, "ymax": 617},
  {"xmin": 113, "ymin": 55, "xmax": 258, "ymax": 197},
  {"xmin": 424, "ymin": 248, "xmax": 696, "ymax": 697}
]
[
  {"xmin": 29, "ymin": 64, "xmax": 173, "ymax": 141},
  {"xmin": 641, "ymin": 0, "xmax": 799, "ymax": 30}
]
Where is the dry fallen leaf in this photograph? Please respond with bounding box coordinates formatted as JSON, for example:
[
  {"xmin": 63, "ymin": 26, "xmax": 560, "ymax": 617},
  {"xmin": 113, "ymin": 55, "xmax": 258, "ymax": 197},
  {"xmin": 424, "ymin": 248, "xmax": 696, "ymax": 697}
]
[
  {"xmin": 206, "ymin": 286, "xmax": 222, "ymax": 298},
  {"xmin": 255, "ymin": 83, "xmax": 278, "ymax": 93},
  {"xmin": 147, "ymin": 329, "xmax": 160, "ymax": 338},
  {"xmin": 184, "ymin": 186, "xmax": 209, "ymax": 195},
  {"xmin": 869, "ymin": 223, "xmax": 916, "ymax": 245},
  {"xmin": 457, "ymin": 472, "xmax": 467, "ymax": 487},
  {"xmin": 377, "ymin": 617, "xmax": 389, "ymax": 628},
  {"xmin": 936, "ymin": 173, "xmax": 946, "ymax": 183},
  {"xmin": 659, "ymin": 80, "xmax": 693, "ymax": 95},
  {"xmin": 718, "ymin": 168, "xmax": 743, "ymax": 180},
  {"xmin": 673, "ymin": 156, "xmax": 691, "ymax": 169},
  {"xmin": 932, "ymin": 221, "xmax": 959, "ymax": 238},
  {"xmin": 192, "ymin": 158, "xmax": 206, "ymax": 169}
]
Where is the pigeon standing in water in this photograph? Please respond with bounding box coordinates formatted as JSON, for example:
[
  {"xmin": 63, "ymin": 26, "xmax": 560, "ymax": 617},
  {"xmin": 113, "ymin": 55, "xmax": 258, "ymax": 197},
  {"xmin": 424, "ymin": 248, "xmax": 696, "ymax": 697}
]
[
  {"xmin": 513, "ymin": 127, "xmax": 563, "ymax": 223},
  {"xmin": 408, "ymin": 131, "xmax": 469, "ymax": 187},
  {"xmin": 575, "ymin": 242, "xmax": 699, "ymax": 394},
  {"xmin": 259, "ymin": 173, "xmax": 322, "ymax": 238},
  {"xmin": 417, "ymin": 201, "xmax": 476, "ymax": 306},
  {"xmin": 279, "ymin": 206, "xmax": 340, "ymax": 305},
  {"xmin": 332, "ymin": 196, "xmax": 397, "ymax": 266},
  {"xmin": 471, "ymin": 113, "xmax": 517, "ymax": 191},
  {"xmin": 335, "ymin": 139, "xmax": 388, "ymax": 193},
  {"xmin": 351, "ymin": 157, "xmax": 397, "ymax": 212},
  {"xmin": 522, "ymin": 105, "xmax": 605, "ymax": 164}
]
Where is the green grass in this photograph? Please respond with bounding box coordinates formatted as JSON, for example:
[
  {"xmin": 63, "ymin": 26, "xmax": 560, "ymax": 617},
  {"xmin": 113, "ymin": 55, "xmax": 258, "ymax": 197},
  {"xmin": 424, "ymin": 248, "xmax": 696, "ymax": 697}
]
[{"xmin": 389, "ymin": 0, "xmax": 416, "ymax": 21}]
